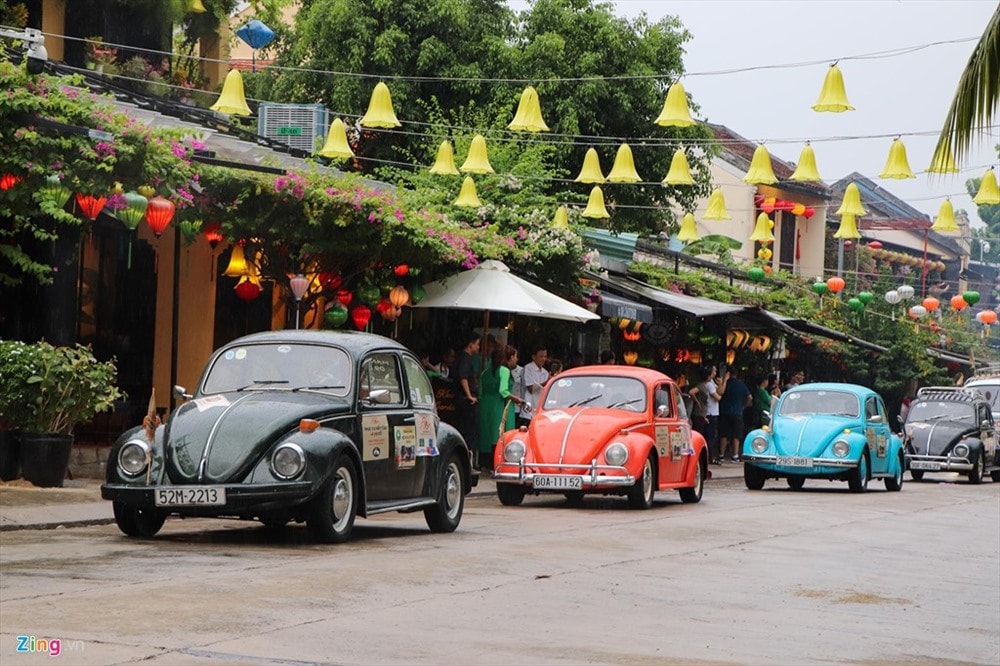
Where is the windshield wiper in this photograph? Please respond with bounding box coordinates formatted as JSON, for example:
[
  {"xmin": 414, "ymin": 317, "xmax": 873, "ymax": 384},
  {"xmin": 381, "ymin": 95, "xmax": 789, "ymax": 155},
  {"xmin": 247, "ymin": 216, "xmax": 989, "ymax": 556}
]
[
  {"xmin": 569, "ymin": 394, "xmax": 602, "ymax": 408},
  {"xmin": 235, "ymin": 379, "xmax": 290, "ymax": 391},
  {"xmin": 292, "ymin": 384, "xmax": 347, "ymax": 392},
  {"xmin": 609, "ymin": 398, "xmax": 643, "ymax": 409}
]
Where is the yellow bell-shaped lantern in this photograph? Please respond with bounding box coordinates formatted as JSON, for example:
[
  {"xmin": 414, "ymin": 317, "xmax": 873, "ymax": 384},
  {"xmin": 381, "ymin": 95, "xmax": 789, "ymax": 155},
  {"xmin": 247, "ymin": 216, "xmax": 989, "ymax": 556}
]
[
  {"xmin": 662, "ymin": 148, "xmax": 695, "ymax": 185},
  {"xmin": 360, "ymin": 82, "xmax": 401, "ymax": 129},
  {"xmin": 836, "ymin": 182, "xmax": 867, "ymax": 217},
  {"xmin": 186, "ymin": 0, "xmax": 207, "ymax": 12},
  {"xmin": 703, "ymin": 187, "xmax": 731, "ymax": 220},
  {"xmin": 247, "ymin": 251, "xmax": 263, "ymax": 287},
  {"xmin": 453, "ymin": 176, "xmax": 483, "ymax": 208},
  {"xmin": 973, "ymin": 167, "xmax": 1000, "ymax": 205},
  {"xmin": 429, "ymin": 140, "xmax": 460, "ymax": 176},
  {"xmin": 508, "ymin": 86, "xmax": 549, "ymax": 132},
  {"xmin": 607, "ymin": 144, "xmax": 641, "ymax": 183},
  {"xmin": 677, "ymin": 213, "xmax": 700, "ymax": 242},
  {"xmin": 316, "ymin": 118, "xmax": 355, "ymax": 160},
  {"xmin": 879, "ymin": 138, "xmax": 915, "ymax": 179},
  {"xmin": 790, "ymin": 143, "xmax": 822, "ymax": 182},
  {"xmin": 749, "ymin": 212, "xmax": 775, "ymax": 243},
  {"xmin": 812, "ymin": 63, "xmax": 854, "ymax": 112},
  {"xmin": 931, "ymin": 198, "xmax": 959, "ymax": 232},
  {"xmin": 551, "ymin": 205, "xmax": 570, "ymax": 229},
  {"xmin": 927, "ymin": 143, "xmax": 959, "ymax": 174},
  {"xmin": 654, "ymin": 81, "xmax": 695, "ymax": 127},
  {"xmin": 460, "ymin": 134, "xmax": 495, "ymax": 174},
  {"xmin": 223, "ymin": 243, "xmax": 248, "ymax": 278},
  {"xmin": 575, "ymin": 148, "xmax": 605, "ymax": 184},
  {"xmin": 210, "ymin": 70, "xmax": 252, "ymax": 116},
  {"xmin": 833, "ymin": 214, "xmax": 861, "ymax": 239},
  {"xmin": 582, "ymin": 186, "xmax": 610, "ymax": 219},
  {"xmin": 743, "ymin": 145, "xmax": 777, "ymax": 184}
]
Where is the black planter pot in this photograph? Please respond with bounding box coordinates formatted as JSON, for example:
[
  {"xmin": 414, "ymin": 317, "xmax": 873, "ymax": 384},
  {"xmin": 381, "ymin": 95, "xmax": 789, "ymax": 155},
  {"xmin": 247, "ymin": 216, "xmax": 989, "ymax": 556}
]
[
  {"xmin": 0, "ymin": 430, "xmax": 20, "ymax": 481},
  {"xmin": 17, "ymin": 432, "xmax": 73, "ymax": 488}
]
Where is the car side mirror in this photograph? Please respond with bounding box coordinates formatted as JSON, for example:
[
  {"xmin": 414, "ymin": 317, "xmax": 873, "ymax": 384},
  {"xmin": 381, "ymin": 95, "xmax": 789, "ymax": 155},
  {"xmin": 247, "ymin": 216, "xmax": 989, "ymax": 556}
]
[
  {"xmin": 656, "ymin": 404, "xmax": 669, "ymax": 418},
  {"xmin": 366, "ymin": 389, "xmax": 392, "ymax": 404},
  {"xmin": 868, "ymin": 414, "xmax": 883, "ymax": 423},
  {"xmin": 173, "ymin": 385, "xmax": 192, "ymax": 401},
  {"xmin": 523, "ymin": 401, "xmax": 532, "ymax": 413}
]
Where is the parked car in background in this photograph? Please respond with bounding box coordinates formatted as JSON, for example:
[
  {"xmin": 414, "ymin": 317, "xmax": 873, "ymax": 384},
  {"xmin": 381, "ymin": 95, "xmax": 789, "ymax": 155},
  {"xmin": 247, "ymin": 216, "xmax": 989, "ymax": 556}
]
[
  {"xmin": 102, "ymin": 331, "xmax": 477, "ymax": 543},
  {"xmin": 903, "ymin": 386, "xmax": 1000, "ymax": 483},
  {"xmin": 742, "ymin": 383, "xmax": 904, "ymax": 492},
  {"xmin": 962, "ymin": 368, "xmax": 1000, "ymax": 420},
  {"xmin": 493, "ymin": 366, "xmax": 708, "ymax": 509}
]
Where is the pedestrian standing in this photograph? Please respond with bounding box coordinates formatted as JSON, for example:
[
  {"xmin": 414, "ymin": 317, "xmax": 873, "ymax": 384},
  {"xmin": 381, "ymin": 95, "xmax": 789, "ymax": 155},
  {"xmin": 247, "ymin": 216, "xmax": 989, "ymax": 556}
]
[
  {"xmin": 519, "ymin": 346, "xmax": 549, "ymax": 428},
  {"xmin": 453, "ymin": 332, "xmax": 481, "ymax": 465},
  {"xmin": 699, "ymin": 366, "xmax": 723, "ymax": 464},
  {"xmin": 718, "ymin": 367, "xmax": 750, "ymax": 462}
]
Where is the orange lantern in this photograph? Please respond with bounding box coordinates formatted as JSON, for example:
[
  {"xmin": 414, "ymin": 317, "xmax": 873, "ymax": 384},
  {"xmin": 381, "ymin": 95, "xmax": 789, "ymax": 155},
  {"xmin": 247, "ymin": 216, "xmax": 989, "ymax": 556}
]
[
  {"xmin": 950, "ymin": 295, "xmax": 968, "ymax": 311},
  {"xmin": 979, "ymin": 310, "xmax": 998, "ymax": 326},
  {"xmin": 622, "ymin": 351, "xmax": 639, "ymax": 365},
  {"xmin": 826, "ymin": 276, "xmax": 845, "ymax": 293},
  {"xmin": 760, "ymin": 197, "xmax": 776, "ymax": 213},
  {"xmin": 145, "ymin": 196, "xmax": 176, "ymax": 237},
  {"xmin": 75, "ymin": 193, "xmax": 107, "ymax": 221},
  {"xmin": 0, "ymin": 173, "xmax": 20, "ymax": 190},
  {"xmin": 394, "ymin": 264, "xmax": 409, "ymax": 277},
  {"xmin": 203, "ymin": 222, "xmax": 224, "ymax": 249},
  {"xmin": 922, "ymin": 296, "xmax": 940, "ymax": 312},
  {"xmin": 388, "ymin": 285, "xmax": 410, "ymax": 307},
  {"xmin": 623, "ymin": 330, "xmax": 641, "ymax": 342}
]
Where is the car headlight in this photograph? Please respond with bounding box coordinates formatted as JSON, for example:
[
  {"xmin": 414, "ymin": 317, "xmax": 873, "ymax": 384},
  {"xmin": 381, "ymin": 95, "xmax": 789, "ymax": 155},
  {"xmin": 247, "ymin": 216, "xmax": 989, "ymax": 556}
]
[
  {"xmin": 271, "ymin": 443, "xmax": 305, "ymax": 479},
  {"xmin": 504, "ymin": 440, "xmax": 526, "ymax": 462},
  {"xmin": 952, "ymin": 443, "xmax": 969, "ymax": 459},
  {"xmin": 832, "ymin": 440, "xmax": 850, "ymax": 458},
  {"xmin": 605, "ymin": 442, "xmax": 629, "ymax": 466},
  {"xmin": 118, "ymin": 439, "xmax": 150, "ymax": 476},
  {"xmin": 751, "ymin": 436, "xmax": 768, "ymax": 453}
]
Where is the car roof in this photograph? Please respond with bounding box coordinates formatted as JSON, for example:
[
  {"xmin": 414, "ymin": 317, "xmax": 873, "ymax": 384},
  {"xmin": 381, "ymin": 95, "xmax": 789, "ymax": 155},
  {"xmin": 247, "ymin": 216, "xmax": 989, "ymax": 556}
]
[
  {"xmin": 556, "ymin": 365, "xmax": 673, "ymax": 384},
  {"xmin": 915, "ymin": 386, "xmax": 986, "ymax": 404},
  {"xmin": 783, "ymin": 382, "xmax": 875, "ymax": 396},
  {"xmin": 221, "ymin": 330, "xmax": 409, "ymax": 357}
]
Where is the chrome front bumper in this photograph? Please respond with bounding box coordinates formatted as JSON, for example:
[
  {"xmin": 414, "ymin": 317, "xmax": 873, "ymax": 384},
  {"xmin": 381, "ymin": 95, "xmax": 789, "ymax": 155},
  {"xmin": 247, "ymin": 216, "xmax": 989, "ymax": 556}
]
[
  {"xmin": 906, "ymin": 454, "xmax": 973, "ymax": 472},
  {"xmin": 493, "ymin": 459, "xmax": 634, "ymax": 488},
  {"xmin": 741, "ymin": 454, "xmax": 858, "ymax": 468}
]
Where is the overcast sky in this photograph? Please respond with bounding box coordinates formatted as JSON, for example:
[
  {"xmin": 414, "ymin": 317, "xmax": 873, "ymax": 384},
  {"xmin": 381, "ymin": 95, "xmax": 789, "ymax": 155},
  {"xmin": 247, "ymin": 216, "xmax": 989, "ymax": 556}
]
[{"xmin": 510, "ymin": 0, "xmax": 998, "ymax": 227}]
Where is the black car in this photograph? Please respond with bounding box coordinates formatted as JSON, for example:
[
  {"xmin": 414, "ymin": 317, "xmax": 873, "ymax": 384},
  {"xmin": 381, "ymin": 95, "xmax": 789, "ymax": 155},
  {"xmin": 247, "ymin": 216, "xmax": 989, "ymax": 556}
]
[
  {"xmin": 903, "ymin": 386, "xmax": 1000, "ymax": 483},
  {"xmin": 102, "ymin": 330, "xmax": 477, "ymax": 542}
]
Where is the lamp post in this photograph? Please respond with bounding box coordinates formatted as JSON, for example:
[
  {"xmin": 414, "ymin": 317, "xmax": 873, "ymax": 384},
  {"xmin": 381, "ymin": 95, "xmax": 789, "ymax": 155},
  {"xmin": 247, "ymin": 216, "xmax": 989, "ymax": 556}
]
[{"xmin": 289, "ymin": 274, "xmax": 309, "ymax": 329}]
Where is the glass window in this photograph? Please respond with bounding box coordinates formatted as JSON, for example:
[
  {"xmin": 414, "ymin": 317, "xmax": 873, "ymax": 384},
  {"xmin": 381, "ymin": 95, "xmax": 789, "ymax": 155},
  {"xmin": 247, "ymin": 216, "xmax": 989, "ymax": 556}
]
[
  {"xmin": 360, "ymin": 353, "xmax": 403, "ymax": 405},
  {"xmin": 778, "ymin": 390, "xmax": 859, "ymax": 417},
  {"xmin": 202, "ymin": 343, "xmax": 351, "ymax": 396},
  {"xmin": 655, "ymin": 384, "xmax": 673, "ymax": 418},
  {"xmin": 543, "ymin": 375, "xmax": 647, "ymax": 412},
  {"xmin": 403, "ymin": 355, "xmax": 435, "ymax": 408}
]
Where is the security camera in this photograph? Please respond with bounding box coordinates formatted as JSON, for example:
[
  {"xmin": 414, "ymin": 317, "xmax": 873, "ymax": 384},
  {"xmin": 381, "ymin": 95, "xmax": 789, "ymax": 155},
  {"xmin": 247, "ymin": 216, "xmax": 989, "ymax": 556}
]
[
  {"xmin": 26, "ymin": 42, "xmax": 47, "ymax": 75},
  {"xmin": 0, "ymin": 27, "xmax": 46, "ymax": 75}
]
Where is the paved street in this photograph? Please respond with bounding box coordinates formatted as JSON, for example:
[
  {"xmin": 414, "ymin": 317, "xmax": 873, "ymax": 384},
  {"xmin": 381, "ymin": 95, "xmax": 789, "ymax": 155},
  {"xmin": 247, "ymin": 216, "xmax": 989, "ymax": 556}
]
[{"xmin": 1, "ymin": 475, "xmax": 998, "ymax": 665}]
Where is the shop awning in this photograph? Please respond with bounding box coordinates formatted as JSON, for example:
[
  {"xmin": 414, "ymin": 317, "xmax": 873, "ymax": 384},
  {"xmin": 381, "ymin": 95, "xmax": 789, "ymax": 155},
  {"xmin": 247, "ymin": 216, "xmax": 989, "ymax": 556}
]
[
  {"xmin": 600, "ymin": 273, "xmax": 745, "ymax": 318},
  {"xmin": 926, "ymin": 347, "xmax": 983, "ymax": 368},
  {"xmin": 599, "ymin": 291, "xmax": 653, "ymax": 323},
  {"xmin": 769, "ymin": 313, "xmax": 887, "ymax": 353}
]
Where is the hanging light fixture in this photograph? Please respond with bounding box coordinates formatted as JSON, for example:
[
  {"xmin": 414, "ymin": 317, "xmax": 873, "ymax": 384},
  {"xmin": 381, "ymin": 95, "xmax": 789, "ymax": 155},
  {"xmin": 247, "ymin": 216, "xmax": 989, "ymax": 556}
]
[
  {"xmin": 75, "ymin": 193, "xmax": 107, "ymax": 221},
  {"xmin": 607, "ymin": 144, "xmax": 641, "ymax": 183},
  {"xmin": 662, "ymin": 148, "xmax": 694, "ymax": 185},
  {"xmin": 288, "ymin": 273, "xmax": 310, "ymax": 329},
  {"xmin": 429, "ymin": 140, "xmax": 460, "ymax": 176},
  {"xmin": 836, "ymin": 182, "xmax": 867, "ymax": 217},
  {"xmin": 749, "ymin": 212, "xmax": 775, "ymax": 243},
  {"xmin": 879, "ymin": 138, "xmax": 916, "ymax": 179},
  {"xmin": 931, "ymin": 198, "xmax": 959, "ymax": 232},
  {"xmin": 210, "ymin": 69, "xmax": 252, "ymax": 116},
  {"xmin": 834, "ymin": 213, "xmax": 861, "ymax": 239},
  {"xmin": 551, "ymin": 205, "xmax": 569, "ymax": 229},
  {"xmin": 508, "ymin": 86, "xmax": 549, "ymax": 132},
  {"xmin": 317, "ymin": 118, "xmax": 354, "ymax": 160},
  {"xmin": 654, "ymin": 81, "xmax": 695, "ymax": 127},
  {"xmin": 145, "ymin": 195, "xmax": 175, "ymax": 237},
  {"xmin": 203, "ymin": 222, "xmax": 224, "ymax": 249},
  {"xmin": 0, "ymin": 173, "xmax": 19, "ymax": 190},
  {"xmin": 453, "ymin": 176, "xmax": 483, "ymax": 207},
  {"xmin": 703, "ymin": 187, "xmax": 730, "ymax": 220},
  {"xmin": 927, "ymin": 144, "xmax": 959, "ymax": 174},
  {"xmin": 812, "ymin": 63, "xmax": 854, "ymax": 112},
  {"xmin": 973, "ymin": 167, "xmax": 1000, "ymax": 205},
  {"xmin": 223, "ymin": 243, "xmax": 249, "ymax": 278},
  {"xmin": 676, "ymin": 213, "xmax": 700, "ymax": 242},
  {"xmin": 460, "ymin": 134, "xmax": 494, "ymax": 174},
  {"xmin": 234, "ymin": 275, "xmax": 262, "ymax": 301},
  {"xmin": 39, "ymin": 175, "xmax": 72, "ymax": 208},
  {"xmin": 581, "ymin": 186, "xmax": 610, "ymax": 219},
  {"xmin": 743, "ymin": 145, "xmax": 777, "ymax": 184},
  {"xmin": 790, "ymin": 143, "xmax": 822, "ymax": 182},
  {"xmin": 116, "ymin": 192, "xmax": 148, "ymax": 230},
  {"xmin": 352, "ymin": 304, "xmax": 372, "ymax": 330},
  {"xmin": 574, "ymin": 148, "xmax": 605, "ymax": 184},
  {"xmin": 389, "ymin": 285, "xmax": 410, "ymax": 307},
  {"xmin": 360, "ymin": 81, "xmax": 401, "ymax": 128}
]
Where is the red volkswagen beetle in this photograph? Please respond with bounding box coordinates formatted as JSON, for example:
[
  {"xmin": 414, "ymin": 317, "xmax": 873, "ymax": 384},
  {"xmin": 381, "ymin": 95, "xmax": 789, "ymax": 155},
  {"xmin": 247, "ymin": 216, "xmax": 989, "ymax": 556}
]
[{"xmin": 493, "ymin": 366, "xmax": 708, "ymax": 508}]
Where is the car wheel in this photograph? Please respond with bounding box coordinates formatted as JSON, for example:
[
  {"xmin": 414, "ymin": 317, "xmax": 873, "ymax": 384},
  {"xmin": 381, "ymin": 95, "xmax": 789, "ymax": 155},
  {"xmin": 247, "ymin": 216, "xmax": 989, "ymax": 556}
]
[
  {"xmin": 786, "ymin": 476, "xmax": 805, "ymax": 491},
  {"xmin": 910, "ymin": 469, "xmax": 925, "ymax": 481},
  {"xmin": 848, "ymin": 450, "xmax": 870, "ymax": 493},
  {"xmin": 113, "ymin": 502, "xmax": 165, "ymax": 538},
  {"xmin": 627, "ymin": 452, "xmax": 656, "ymax": 509},
  {"xmin": 884, "ymin": 452, "xmax": 904, "ymax": 492},
  {"xmin": 496, "ymin": 483, "xmax": 526, "ymax": 506},
  {"xmin": 307, "ymin": 455, "xmax": 357, "ymax": 544},
  {"xmin": 991, "ymin": 469, "xmax": 1000, "ymax": 482},
  {"xmin": 424, "ymin": 454, "xmax": 465, "ymax": 533},
  {"xmin": 968, "ymin": 451, "xmax": 983, "ymax": 484},
  {"xmin": 564, "ymin": 491, "xmax": 585, "ymax": 507},
  {"xmin": 678, "ymin": 455, "xmax": 704, "ymax": 504},
  {"xmin": 744, "ymin": 462, "xmax": 766, "ymax": 490}
]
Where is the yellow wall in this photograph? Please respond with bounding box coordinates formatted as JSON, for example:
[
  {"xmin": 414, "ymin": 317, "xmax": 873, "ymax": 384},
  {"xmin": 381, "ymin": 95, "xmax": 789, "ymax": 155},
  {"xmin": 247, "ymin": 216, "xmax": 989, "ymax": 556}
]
[{"xmin": 41, "ymin": 0, "xmax": 65, "ymax": 61}]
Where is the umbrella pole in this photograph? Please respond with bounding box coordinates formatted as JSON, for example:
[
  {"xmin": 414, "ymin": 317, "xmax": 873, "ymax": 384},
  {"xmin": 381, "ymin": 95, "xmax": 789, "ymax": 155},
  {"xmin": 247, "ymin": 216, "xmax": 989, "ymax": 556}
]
[{"xmin": 481, "ymin": 310, "xmax": 491, "ymax": 370}]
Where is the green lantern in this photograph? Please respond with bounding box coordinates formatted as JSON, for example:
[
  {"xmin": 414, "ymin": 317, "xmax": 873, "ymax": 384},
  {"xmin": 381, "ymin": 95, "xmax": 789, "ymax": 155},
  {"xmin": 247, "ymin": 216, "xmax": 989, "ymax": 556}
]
[
  {"xmin": 964, "ymin": 291, "xmax": 981, "ymax": 306},
  {"xmin": 178, "ymin": 219, "xmax": 201, "ymax": 246},
  {"xmin": 324, "ymin": 304, "xmax": 349, "ymax": 328},
  {"xmin": 748, "ymin": 266, "xmax": 765, "ymax": 282},
  {"xmin": 847, "ymin": 297, "xmax": 864, "ymax": 312},
  {"xmin": 117, "ymin": 191, "xmax": 148, "ymax": 230},
  {"xmin": 409, "ymin": 283, "xmax": 426, "ymax": 305},
  {"xmin": 39, "ymin": 174, "xmax": 72, "ymax": 209},
  {"xmin": 812, "ymin": 281, "xmax": 829, "ymax": 295},
  {"xmin": 857, "ymin": 291, "xmax": 874, "ymax": 304},
  {"xmin": 359, "ymin": 283, "xmax": 381, "ymax": 305}
]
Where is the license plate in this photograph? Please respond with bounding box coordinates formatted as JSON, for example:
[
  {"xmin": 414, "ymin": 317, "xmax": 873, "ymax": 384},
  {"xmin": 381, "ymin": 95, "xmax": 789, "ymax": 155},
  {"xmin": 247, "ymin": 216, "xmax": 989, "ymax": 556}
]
[
  {"xmin": 776, "ymin": 456, "xmax": 813, "ymax": 467},
  {"xmin": 533, "ymin": 475, "xmax": 582, "ymax": 490},
  {"xmin": 910, "ymin": 461, "xmax": 940, "ymax": 471},
  {"xmin": 154, "ymin": 487, "xmax": 227, "ymax": 506}
]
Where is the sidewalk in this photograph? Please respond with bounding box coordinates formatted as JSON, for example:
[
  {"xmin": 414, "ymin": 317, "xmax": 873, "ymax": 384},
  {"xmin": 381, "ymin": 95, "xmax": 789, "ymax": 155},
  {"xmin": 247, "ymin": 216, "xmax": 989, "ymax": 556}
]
[{"xmin": 0, "ymin": 462, "xmax": 745, "ymax": 532}]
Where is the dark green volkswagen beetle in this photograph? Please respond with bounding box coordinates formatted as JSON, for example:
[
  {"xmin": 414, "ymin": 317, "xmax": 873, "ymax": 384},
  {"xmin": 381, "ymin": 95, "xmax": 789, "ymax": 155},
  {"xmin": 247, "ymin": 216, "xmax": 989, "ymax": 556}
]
[{"xmin": 102, "ymin": 331, "xmax": 477, "ymax": 543}]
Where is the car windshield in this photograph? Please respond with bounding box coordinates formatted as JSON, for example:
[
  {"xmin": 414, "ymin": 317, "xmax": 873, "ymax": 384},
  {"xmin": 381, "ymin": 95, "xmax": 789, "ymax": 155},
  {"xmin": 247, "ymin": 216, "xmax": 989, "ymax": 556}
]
[
  {"xmin": 778, "ymin": 390, "xmax": 860, "ymax": 417},
  {"xmin": 543, "ymin": 375, "xmax": 647, "ymax": 412},
  {"xmin": 201, "ymin": 343, "xmax": 352, "ymax": 397},
  {"xmin": 906, "ymin": 400, "xmax": 975, "ymax": 423}
]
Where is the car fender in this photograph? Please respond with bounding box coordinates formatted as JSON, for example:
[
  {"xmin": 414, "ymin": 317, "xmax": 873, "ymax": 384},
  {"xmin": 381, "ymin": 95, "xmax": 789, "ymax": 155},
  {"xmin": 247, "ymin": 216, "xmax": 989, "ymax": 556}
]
[
  {"xmin": 618, "ymin": 431, "xmax": 657, "ymax": 479},
  {"xmin": 105, "ymin": 425, "xmax": 165, "ymax": 485},
  {"xmin": 422, "ymin": 420, "xmax": 475, "ymax": 497},
  {"xmin": 962, "ymin": 437, "xmax": 985, "ymax": 456},
  {"xmin": 264, "ymin": 427, "xmax": 364, "ymax": 505}
]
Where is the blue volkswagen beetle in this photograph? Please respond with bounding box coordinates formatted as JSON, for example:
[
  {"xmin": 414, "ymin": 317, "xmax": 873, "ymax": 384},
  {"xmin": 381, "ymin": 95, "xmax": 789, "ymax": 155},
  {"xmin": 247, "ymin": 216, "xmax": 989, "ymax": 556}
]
[{"xmin": 741, "ymin": 382, "xmax": 905, "ymax": 492}]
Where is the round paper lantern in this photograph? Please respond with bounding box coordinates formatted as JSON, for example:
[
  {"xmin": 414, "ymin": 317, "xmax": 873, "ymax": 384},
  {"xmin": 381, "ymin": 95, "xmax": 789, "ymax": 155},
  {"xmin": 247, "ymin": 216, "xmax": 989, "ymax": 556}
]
[
  {"xmin": 847, "ymin": 297, "xmax": 864, "ymax": 312},
  {"xmin": 922, "ymin": 296, "xmax": 940, "ymax": 312},
  {"xmin": 963, "ymin": 291, "xmax": 981, "ymax": 306},
  {"xmin": 791, "ymin": 203, "xmax": 806, "ymax": 216},
  {"xmin": 812, "ymin": 281, "xmax": 829, "ymax": 295},
  {"xmin": 0, "ymin": 173, "xmax": 20, "ymax": 190},
  {"xmin": 884, "ymin": 290, "xmax": 900, "ymax": 305},
  {"xmin": 857, "ymin": 291, "xmax": 874, "ymax": 304},
  {"xmin": 324, "ymin": 304, "xmax": 349, "ymax": 328},
  {"xmin": 393, "ymin": 264, "xmax": 409, "ymax": 277},
  {"xmin": 145, "ymin": 195, "xmax": 176, "ymax": 237},
  {"xmin": 897, "ymin": 285, "xmax": 915, "ymax": 300},
  {"xmin": 868, "ymin": 241, "xmax": 883, "ymax": 250},
  {"xmin": 909, "ymin": 305, "xmax": 927, "ymax": 319},
  {"xmin": 359, "ymin": 284, "xmax": 381, "ymax": 305},
  {"xmin": 388, "ymin": 285, "xmax": 410, "ymax": 307},
  {"xmin": 117, "ymin": 192, "xmax": 148, "ymax": 231},
  {"xmin": 748, "ymin": 266, "xmax": 765, "ymax": 282},
  {"xmin": 978, "ymin": 310, "xmax": 997, "ymax": 325},
  {"xmin": 826, "ymin": 276, "xmax": 845, "ymax": 294},
  {"xmin": 320, "ymin": 272, "xmax": 342, "ymax": 290},
  {"xmin": 336, "ymin": 289, "xmax": 353, "ymax": 306},
  {"xmin": 763, "ymin": 265, "xmax": 772, "ymax": 274},
  {"xmin": 203, "ymin": 221, "xmax": 224, "ymax": 248},
  {"xmin": 803, "ymin": 206, "xmax": 815, "ymax": 219},
  {"xmin": 234, "ymin": 276, "xmax": 262, "ymax": 302},
  {"xmin": 760, "ymin": 198, "xmax": 776, "ymax": 214},
  {"xmin": 351, "ymin": 304, "xmax": 371, "ymax": 330},
  {"xmin": 950, "ymin": 295, "xmax": 968, "ymax": 311},
  {"xmin": 409, "ymin": 284, "xmax": 426, "ymax": 305}
]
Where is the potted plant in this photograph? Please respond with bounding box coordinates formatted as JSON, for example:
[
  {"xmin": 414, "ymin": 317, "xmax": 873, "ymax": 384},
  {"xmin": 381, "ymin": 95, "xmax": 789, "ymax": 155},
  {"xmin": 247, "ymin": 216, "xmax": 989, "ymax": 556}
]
[
  {"xmin": 85, "ymin": 36, "xmax": 117, "ymax": 73},
  {"xmin": 0, "ymin": 340, "xmax": 124, "ymax": 487}
]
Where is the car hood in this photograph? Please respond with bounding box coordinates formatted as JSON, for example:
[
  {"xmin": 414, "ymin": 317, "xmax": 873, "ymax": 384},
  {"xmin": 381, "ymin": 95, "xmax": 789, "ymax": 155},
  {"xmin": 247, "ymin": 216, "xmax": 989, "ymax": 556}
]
[
  {"xmin": 906, "ymin": 420, "xmax": 976, "ymax": 455},
  {"xmin": 527, "ymin": 408, "xmax": 645, "ymax": 463},
  {"xmin": 165, "ymin": 392, "xmax": 350, "ymax": 483},
  {"xmin": 771, "ymin": 414, "xmax": 863, "ymax": 456}
]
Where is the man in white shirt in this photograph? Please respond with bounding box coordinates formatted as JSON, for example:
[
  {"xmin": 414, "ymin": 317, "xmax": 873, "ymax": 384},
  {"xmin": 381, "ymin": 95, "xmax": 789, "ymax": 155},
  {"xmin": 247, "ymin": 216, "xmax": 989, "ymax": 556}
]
[{"xmin": 519, "ymin": 346, "xmax": 548, "ymax": 427}]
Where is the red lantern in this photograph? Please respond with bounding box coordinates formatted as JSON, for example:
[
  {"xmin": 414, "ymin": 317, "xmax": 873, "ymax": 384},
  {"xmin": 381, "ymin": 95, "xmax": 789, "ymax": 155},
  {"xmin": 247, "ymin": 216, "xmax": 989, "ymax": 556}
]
[
  {"xmin": 320, "ymin": 273, "xmax": 342, "ymax": 290},
  {"xmin": 868, "ymin": 241, "xmax": 883, "ymax": 250},
  {"xmin": 950, "ymin": 295, "xmax": 968, "ymax": 311},
  {"xmin": 774, "ymin": 199, "xmax": 794, "ymax": 212},
  {"xmin": 336, "ymin": 289, "xmax": 353, "ymax": 306},
  {"xmin": 351, "ymin": 304, "xmax": 371, "ymax": 330},
  {"xmin": 844, "ymin": 240, "xmax": 853, "ymax": 247},
  {"xmin": 234, "ymin": 277, "xmax": 262, "ymax": 302},
  {"xmin": 979, "ymin": 310, "xmax": 998, "ymax": 325},
  {"xmin": 922, "ymin": 296, "xmax": 940, "ymax": 312},
  {"xmin": 145, "ymin": 196, "xmax": 176, "ymax": 237},
  {"xmin": 203, "ymin": 222, "xmax": 224, "ymax": 249},
  {"xmin": 76, "ymin": 193, "xmax": 107, "ymax": 221},
  {"xmin": 0, "ymin": 173, "xmax": 20, "ymax": 190},
  {"xmin": 803, "ymin": 207, "xmax": 815, "ymax": 219},
  {"xmin": 394, "ymin": 264, "xmax": 409, "ymax": 277},
  {"xmin": 760, "ymin": 197, "xmax": 776, "ymax": 214},
  {"xmin": 826, "ymin": 276, "xmax": 845, "ymax": 293}
]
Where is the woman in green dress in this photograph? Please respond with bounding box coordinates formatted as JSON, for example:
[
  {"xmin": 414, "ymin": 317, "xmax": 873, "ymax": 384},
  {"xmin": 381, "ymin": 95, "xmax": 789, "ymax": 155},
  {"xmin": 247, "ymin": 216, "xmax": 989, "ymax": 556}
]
[{"xmin": 478, "ymin": 345, "xmax": 523, "ymax": 470}]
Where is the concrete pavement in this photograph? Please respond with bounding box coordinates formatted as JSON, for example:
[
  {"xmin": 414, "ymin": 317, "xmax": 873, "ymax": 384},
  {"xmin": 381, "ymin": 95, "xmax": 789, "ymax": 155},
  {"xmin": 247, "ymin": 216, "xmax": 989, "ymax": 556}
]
[{"xmin": 0, "ymin": 462, "xmax": 745, "ymax": 532}]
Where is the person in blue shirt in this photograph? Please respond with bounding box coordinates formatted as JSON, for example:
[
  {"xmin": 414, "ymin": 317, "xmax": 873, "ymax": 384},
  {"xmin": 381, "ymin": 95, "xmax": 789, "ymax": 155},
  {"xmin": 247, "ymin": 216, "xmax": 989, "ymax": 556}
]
[{"xmin": 718, "ymin": 367, "xmax": 751, "ymax": 462}]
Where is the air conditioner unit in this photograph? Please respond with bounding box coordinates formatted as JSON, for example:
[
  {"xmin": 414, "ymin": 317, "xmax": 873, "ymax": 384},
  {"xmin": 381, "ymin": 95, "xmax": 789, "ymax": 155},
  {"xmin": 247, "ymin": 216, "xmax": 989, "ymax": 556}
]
[{"xmin": 258, "ymin": 103, "xmax": 329, "ymax": 153}]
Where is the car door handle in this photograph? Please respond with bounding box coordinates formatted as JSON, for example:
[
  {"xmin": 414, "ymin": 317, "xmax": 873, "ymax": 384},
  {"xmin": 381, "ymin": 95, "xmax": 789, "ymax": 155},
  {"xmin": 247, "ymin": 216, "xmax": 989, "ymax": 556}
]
[{"xmin": 403, "ymin": 416, "xmax": 415, "ymax": 423}]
